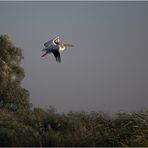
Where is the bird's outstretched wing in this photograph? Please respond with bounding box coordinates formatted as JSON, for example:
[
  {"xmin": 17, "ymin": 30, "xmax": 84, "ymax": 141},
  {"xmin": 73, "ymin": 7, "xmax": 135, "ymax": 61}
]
[
  {"xmin": 52, "ymin": 50, "xmax": 61, "ymax": 63},
  {"xmin": 44, "ymin": 40, "xmax": 52, "ymax": 47},
  {"xmin": 44, "ymin": 36, "xmax": 60, "ymax": 47},
  {"xmin": 41, "ymin": 51, "xmax": 51, "ymax": 57}
]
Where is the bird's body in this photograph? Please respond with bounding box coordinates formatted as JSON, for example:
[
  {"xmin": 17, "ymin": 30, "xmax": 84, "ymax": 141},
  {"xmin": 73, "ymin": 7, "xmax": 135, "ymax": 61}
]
[{"xmin": 41, "ymin": 36, "xmax": 74, "ymax": 62}]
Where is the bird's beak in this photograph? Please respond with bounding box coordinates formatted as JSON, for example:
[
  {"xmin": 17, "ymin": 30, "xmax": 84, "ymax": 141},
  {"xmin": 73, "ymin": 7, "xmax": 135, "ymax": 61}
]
[{"xmin": 63, "ymin": 43, "xmax": 74, "ymax": 48}]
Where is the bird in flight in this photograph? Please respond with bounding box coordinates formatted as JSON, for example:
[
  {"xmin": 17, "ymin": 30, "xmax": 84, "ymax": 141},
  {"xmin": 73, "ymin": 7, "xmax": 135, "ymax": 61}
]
[{"xmin": 41, "ymin": 36, "xmax": 74, "ymax": 63}]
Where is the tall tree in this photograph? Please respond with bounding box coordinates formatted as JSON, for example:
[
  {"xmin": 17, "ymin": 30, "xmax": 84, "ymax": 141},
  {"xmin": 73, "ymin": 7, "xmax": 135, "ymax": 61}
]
[{"xmin": 0, "ymin": 34, "xmax": 30, "ymax": 111}]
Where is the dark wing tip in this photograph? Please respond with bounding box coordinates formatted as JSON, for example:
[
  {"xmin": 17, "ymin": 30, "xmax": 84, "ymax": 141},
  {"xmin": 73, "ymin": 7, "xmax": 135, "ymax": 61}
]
[{"xmin": 52, "ymin": 51, "xmax": 61, "ymax": 63}]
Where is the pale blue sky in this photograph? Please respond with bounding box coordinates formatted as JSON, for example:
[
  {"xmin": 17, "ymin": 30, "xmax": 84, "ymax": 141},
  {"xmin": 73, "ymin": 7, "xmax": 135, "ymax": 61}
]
[{"xmin": 0, "ymin": 1, "xmax": 148, "ymax": 114}]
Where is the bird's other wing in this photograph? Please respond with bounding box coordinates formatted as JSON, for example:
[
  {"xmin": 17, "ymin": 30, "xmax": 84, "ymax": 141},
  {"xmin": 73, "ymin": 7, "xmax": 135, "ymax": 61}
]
[
  {"xmin": 52, "ymin": 50, "xmax": 61, "ymax": 63},
  {"xmin": 53, "ymin": 36, "xmax": 60, "ymax": 44},
  {"xmin": 42, "ymin": 48, "xmax": 47, "ymax": 52},
  {"xmin": 41, "ymin": 51, "xmax": 51, "ymax": 57},
  {"xmin": 44, "ymin": 36, "xmax": 60, "ymax": 47},
  {"xmin": 63, "ymin": 43, "xmax": 74, "ymax": 48},
  {"xmin": 44, "ymin": 39, "xmax": 53, "ymax": 47}
]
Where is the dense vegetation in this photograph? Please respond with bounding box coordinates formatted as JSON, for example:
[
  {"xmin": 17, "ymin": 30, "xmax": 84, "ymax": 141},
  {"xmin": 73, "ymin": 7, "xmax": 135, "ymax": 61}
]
[{"xmin": 0, "ymin": 35, "xmax": 148, "ymax": 147}]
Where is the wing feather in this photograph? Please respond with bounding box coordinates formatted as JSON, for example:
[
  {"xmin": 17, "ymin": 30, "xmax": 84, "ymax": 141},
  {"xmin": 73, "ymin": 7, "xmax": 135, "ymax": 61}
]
[
  {"xmin": 44, "ymin": 36, "xmax": 60, "ymax": 47},
  {"xmin": 52, "ymin": 50, "xmax": 61, "ymax": 63}
]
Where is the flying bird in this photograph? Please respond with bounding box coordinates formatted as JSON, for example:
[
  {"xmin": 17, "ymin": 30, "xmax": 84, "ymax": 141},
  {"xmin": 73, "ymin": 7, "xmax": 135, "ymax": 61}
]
[{"xmin": 41, "ymin": 36, "xmax": 74, "ymax": 62}]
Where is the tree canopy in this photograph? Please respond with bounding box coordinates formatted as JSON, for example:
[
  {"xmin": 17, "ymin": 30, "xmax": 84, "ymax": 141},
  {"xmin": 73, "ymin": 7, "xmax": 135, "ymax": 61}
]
[{"xmin": 0, "ymin": 34, "xmax": 30, "ymax": 111}]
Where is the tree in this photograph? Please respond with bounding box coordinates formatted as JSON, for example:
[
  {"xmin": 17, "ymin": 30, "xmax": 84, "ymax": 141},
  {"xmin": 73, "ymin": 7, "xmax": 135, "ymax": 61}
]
[
  {"xmin": 0, "ymin": 34, "xmax": 30, "ymax": 111},
  {"xmin": 0, "ymin": 108, "xmax": 41, "ymax": 146}
]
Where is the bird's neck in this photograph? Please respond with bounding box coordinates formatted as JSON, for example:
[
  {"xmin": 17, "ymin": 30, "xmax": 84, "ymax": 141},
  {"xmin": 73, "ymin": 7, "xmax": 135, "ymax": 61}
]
[{"xmin": 59, "ymin": 44, "xmax": 65, "ymax": 52}]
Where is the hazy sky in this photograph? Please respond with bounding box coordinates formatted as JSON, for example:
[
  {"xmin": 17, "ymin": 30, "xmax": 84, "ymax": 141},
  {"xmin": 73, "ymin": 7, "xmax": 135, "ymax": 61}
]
[{"xmin": 0, "ymin": 1, "xmax": 148, "ymax": 114}]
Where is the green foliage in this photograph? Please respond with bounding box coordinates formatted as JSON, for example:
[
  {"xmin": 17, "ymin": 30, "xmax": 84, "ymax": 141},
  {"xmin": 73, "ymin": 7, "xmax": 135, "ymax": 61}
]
[
  {"xmin": 0, "ymin": 109, "xmax": 41, "ymax": 146},
  {"xmin": 0, "ymin": 35, "xmax": 30, "ymax": 111},
  {"xmin": 30, "ymin": 108, "xmax": 148, "ymax": 147},
  {"xmin": 0, "ymin": 34, "xmax": 148, "ymax": 147},
  {"xmin": 0, "ymin": 106, "xmax": 148, "ymax": 147}
]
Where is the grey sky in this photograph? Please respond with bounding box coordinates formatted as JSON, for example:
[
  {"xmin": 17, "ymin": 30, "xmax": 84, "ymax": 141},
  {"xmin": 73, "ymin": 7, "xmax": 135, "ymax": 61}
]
[{"xmin": 0, "ymin": 1, "xmax": 148, "ymax": 114}]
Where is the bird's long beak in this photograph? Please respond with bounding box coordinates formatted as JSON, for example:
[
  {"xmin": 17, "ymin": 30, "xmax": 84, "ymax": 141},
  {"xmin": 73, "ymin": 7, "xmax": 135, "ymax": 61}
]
[{"xmin": 63, "ymin": 43, "xmax": 74, "ymax": 48}]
